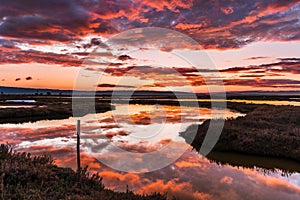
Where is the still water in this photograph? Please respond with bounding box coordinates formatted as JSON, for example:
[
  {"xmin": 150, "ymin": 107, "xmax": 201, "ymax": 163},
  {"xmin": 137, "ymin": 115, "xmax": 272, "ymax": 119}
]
[{"xmin": 0, "ymin": 104, "xmax": 299, "ymax": 199}]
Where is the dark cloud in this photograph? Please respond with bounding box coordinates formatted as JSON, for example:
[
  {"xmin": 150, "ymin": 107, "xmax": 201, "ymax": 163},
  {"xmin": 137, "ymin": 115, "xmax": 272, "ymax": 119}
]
[
  {"xmin": 0, "ymin": 39, "xmax": 21, "ymax": 49},
  {"xmin": 220, "ymin": 66, "xmax": 261, "ymax": 73},
  {"xmin": 118, "ymin": 55, "xmax": 132, "ymax": 61},
  {"xmin": 0, "ymin": 15, "xmax": 72, "ymax": 42},
  {"xmin": 223, "ymin": 78, "xmax": 300, "ymax": 88},
  {"xmin": 221, "ymin": 59, "xmax": 300, "ymax": 75},
  {"xmin": 97, "ymin": 83, "xmax": 134, "ymax": 88},
  {"xmin": 0, "ymin": 0, "xmax": 299, "ymax": 49},
  {"xmin": 96, "ymin": 66, "xmax": 216, "ymax": 79},
  {"xmin": 90, "ymin": 38, "xmax": 108, "ymax": 48},
  {"xmin": 0, "ymin": 49, "xmax": 83, "ymax": 66},
  {"xmin": 71, "ymin": 52, "xmax": 90, "ymax": 56},
  {"xmin": 92, "ymin": 20, "xmax": 118, "ymax": 35},
  {"xmin": 239, "ymin": 74, "xmax": 266, "ymax": 78},
  {"xmin": 86, "ymin": 59, "xmax": 300, "ymax": 88},
  {"xmin": 0, "ymin": 0, "xmax": 90, "ymax": 42},
  {"xmin": 81, "ymin": 37, "xmax": 110, "ymax": 49},
  {"xmin": 244, "ymin": 56, "xmax": 269, "ymax": 60},
  {"xmin": 279, "ymin": 58, "xmax": 300, "ymax": 62},
  {"xmin": 15, "ymin": 78, "xmax": 21, "ymax": 81},
  {"xmin": 25, "ymin": 76, "xmax": 32, "ymax": 80}
]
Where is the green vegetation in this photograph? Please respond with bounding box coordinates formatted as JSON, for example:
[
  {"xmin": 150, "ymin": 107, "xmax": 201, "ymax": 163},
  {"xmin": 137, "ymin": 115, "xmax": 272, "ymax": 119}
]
[
  {"xmin": 0, "ymin": 144, "xmax": 166, "ymax": 200},
  {"xmin": 180, "ymin": 104, "xmax": 300, "ymax": 161}
]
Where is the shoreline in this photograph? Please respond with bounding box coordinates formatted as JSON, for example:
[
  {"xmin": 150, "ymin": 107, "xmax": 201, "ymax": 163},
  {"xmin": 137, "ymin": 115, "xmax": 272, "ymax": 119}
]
[
  {"xmin": 1, "ymin": 95, "xmax": 299, "ymax": 167},
  {"xmin": 205, "ymin": 151, "xmax": 300, "ymax": 174},
  {"xmin": 180, "ymin": 104, "xmax": 300, "ymax": 162},
  {"xmin": 0, "ymin": 98, "xmax": 113, "ymax": 124}
]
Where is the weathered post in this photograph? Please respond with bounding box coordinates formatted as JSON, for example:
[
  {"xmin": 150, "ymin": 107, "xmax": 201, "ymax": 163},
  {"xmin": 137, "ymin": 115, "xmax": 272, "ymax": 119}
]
[{"xmin": 77, "ymin": 120, "xmax": 81, "ymax": 172}]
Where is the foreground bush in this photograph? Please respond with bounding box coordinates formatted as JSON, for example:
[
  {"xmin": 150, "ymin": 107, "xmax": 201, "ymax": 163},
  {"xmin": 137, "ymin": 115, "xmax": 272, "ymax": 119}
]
[{"xmin": 0, "ymin": 144, "xmax": 166, "ymax": 200}]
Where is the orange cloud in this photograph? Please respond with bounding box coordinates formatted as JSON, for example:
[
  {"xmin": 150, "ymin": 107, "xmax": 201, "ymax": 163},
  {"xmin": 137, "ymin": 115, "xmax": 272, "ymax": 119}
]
[
  {"xmin": 133, "ymin": 0, "xmax": 194, "ymax": 12},
  {"xmin": 1, "ymin": 0, "xmax": 299, "ymax": 50},
  {"xmin": 174, "ymin": 160, "xmax": 202, "ymax": 168},
  {"xmin": 136, "ymin": 179, "xmax": 212, "ymax": 200},
  {"xmin": 0, "ymin": 49, "xmax": 83, "ymax": 66},
  {"xmin": 220, "ymin": 6, "xmax": 234, "ymax": 15},
  {"xmin": 220, "ymin": 176, "xmax": 233, "ymax": 184}
]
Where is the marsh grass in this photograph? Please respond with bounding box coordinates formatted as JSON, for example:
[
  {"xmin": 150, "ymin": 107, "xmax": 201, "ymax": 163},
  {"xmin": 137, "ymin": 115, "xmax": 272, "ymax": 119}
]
[
  {"xmin": 180, "ymin": 104, "xmax": 300, "ymax": 162},
  {"xmin": 0, "ymin": 144, "xmax": 166, "ymax": 200},
  {"xmin": 0, "ymin": 102, "xmax": 112, "ymax": 124}
]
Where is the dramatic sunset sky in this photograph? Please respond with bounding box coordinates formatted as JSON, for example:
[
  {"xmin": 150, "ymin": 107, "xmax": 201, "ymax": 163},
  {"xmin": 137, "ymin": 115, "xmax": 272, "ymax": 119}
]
[{"xmin": 0, "ymin": 0, "xmax": 299, "ymax": 92}]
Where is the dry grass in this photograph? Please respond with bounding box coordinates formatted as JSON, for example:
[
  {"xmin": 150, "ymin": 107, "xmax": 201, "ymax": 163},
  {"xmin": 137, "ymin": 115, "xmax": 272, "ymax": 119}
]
[
  {"xmin": 180, "ymin": 104, "xmax": 300, "ymax": 161},
  {"xmin": 0, "ymin": 144, "xmax": 166, "ymax": 200}
]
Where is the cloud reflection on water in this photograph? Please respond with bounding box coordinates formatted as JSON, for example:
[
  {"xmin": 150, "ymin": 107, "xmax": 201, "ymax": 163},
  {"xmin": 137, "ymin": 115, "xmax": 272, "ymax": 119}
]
[{"xmin": 0, "ymin": 104, "xmax": 299, "ymax": 199}]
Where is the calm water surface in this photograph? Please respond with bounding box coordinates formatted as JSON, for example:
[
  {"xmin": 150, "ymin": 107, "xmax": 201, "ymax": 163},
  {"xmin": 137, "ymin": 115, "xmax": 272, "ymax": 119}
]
[{"xmin": 0, "ymin": 104, "xmax": 299, "ymax": 199}]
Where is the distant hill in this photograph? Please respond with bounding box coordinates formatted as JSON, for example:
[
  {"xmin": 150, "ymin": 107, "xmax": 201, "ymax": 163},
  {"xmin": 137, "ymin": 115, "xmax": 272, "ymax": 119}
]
[
  {"xmin": 226, "ymin": 90, "xmax": 300, "ymax": 96},
  {"xmin": 0, "ymin": 86, "xmax": 193, "ymax": 96},
  {"xmin": 0, "ymin": 86, "xmax": 299, "ymax": 97},
  {"xmin": 0, "ymin": 86, "xmax": 72, "ymax": 95}
]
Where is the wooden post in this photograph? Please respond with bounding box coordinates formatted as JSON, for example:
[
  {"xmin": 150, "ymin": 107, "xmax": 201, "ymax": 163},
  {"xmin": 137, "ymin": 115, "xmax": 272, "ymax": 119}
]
[{"xmin": 77, "ymin": 120, "xmax": 81, "ymax": 172}]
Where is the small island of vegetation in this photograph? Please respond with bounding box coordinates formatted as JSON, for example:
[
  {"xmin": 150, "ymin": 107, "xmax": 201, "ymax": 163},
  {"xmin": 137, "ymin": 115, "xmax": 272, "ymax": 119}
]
[
  {"xmin": 0, "ymin": 95, "xmax": 113, "ymax": 124},
  {"xmin": 180, "ymin": 103, "xmax": 300, "ymax": 162}
]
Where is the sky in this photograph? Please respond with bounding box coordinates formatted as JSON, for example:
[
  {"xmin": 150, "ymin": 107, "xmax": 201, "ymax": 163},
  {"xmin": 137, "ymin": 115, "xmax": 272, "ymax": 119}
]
[{"xmin": 0, "ymin": 0, "xmax": 300, "ymax": 92}]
